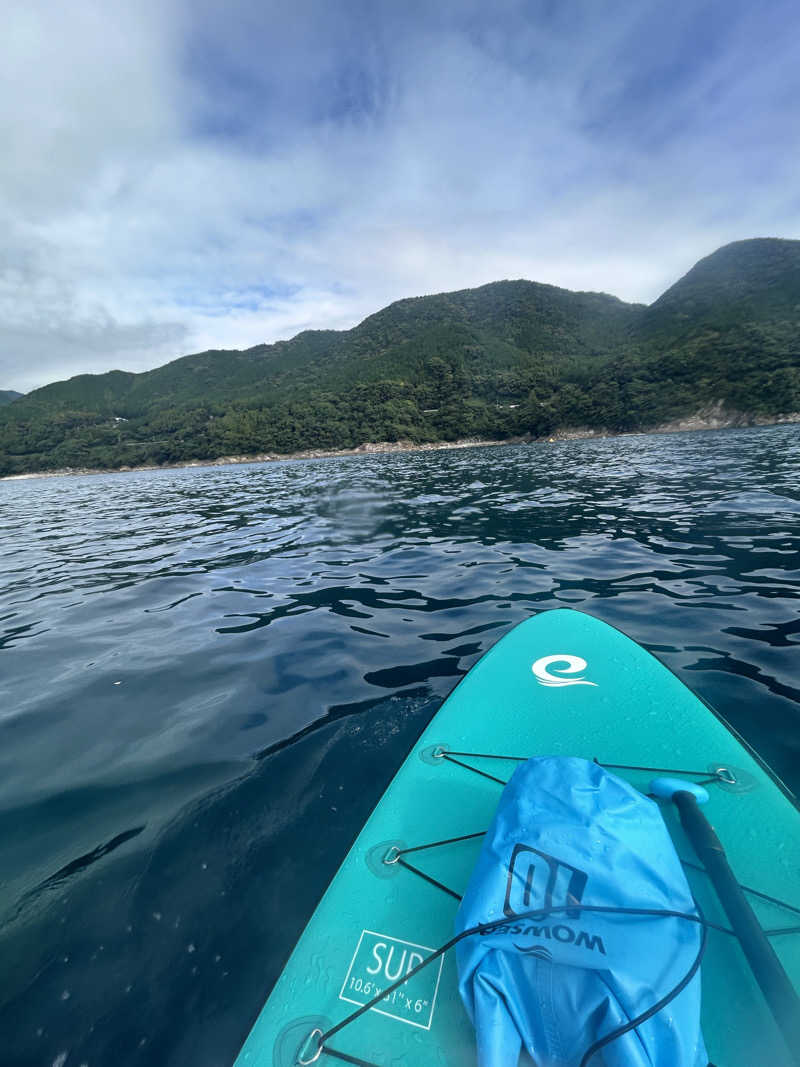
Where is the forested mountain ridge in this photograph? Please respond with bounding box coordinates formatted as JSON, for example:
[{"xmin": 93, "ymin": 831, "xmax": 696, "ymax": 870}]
[
  {"xmin": 0, "ymin": 391, "xmax": 22, "ymax": 407},
  {"xmin": 643, "ymin": 238, "xmax": 800, "ymax": 339},
  {"xmin": 630, "ymin": 238, "xmax": 800, "ymax": 420},
  {"xmin": 1, "ymin": 238, "xmax": 798, "ymax": 476}
]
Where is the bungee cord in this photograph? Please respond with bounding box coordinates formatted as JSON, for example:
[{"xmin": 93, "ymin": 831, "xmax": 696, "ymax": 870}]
[{"xmin": 296, "ymin": 754, "xmax": 799, "ymax": 1067}]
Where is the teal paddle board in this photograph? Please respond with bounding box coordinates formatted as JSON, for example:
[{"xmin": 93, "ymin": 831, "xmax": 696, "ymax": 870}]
[{"xmin": 234, "ymin": 608, "xmax": 800, "ymax": 1066}]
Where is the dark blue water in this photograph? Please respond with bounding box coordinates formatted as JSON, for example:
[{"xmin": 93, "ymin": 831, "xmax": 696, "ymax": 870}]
[{"xmin": 1, "ymin": 426, "xmax": 799, "ymax": 1066}]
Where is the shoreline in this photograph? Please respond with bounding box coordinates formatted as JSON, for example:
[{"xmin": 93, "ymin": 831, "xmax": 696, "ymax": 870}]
[{"xmin": 2, "ymin": 409, "xmax": 799, "ymax": 482}]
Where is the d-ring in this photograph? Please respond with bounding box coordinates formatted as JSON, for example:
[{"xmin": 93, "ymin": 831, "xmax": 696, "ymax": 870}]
[{"xmin": 297, "ymin": 1028, "xmax": 324, "ymax": 1065}]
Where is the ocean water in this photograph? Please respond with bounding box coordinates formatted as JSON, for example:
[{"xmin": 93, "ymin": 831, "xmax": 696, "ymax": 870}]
[{"xmin": 0, "ymin": 425, "xmax": 798, "ymax": 1066}]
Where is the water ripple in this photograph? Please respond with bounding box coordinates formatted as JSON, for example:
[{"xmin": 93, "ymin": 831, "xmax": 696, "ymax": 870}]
[{"xmin": 0, "ymin": 425, "xmax": 799, "ymax": 1065}]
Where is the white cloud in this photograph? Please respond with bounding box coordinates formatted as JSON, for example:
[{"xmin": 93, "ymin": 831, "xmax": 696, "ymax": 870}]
[{"xmin": 0, "ymin": 0, "xmax": 798, "ymax": 392}]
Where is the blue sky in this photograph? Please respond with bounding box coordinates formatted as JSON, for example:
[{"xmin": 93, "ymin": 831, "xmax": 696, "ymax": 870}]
[{"xmin": 1, "ymin": 0, "xmax": 799, "ymax": 390}]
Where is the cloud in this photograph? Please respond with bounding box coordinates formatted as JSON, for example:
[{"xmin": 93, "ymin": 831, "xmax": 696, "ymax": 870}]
[{"xmin": 0, "ymin": 0, "xmax": 798, "ymax": 391}]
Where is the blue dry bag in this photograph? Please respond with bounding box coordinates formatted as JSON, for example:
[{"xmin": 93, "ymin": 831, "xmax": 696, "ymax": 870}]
[{"xmin": 455, "ymin": 756, "xmax": 707, "ymax": 1066}]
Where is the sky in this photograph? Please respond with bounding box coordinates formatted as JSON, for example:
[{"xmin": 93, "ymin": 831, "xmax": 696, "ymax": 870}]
[{"xmin": 2, "ymin": 0, "xmax": 799, "ymax": 392}]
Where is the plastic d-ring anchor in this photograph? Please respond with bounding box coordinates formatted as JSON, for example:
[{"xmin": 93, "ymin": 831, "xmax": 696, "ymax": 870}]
[
  {"xmin": 715, "ymin": 766, "xmax": 737, "ymax": 784},
  {"xmin": 296, "ymin": 1028, "xmax": 324, "ymax": 1065}
]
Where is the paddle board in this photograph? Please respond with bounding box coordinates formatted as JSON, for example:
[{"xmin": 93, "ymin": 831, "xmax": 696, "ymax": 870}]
[{"xmin": 234, "ymin": 608, "xmax": 799, "ymax": 1066}]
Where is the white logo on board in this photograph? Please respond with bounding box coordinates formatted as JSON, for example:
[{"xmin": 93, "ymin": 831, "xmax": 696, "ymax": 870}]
[
  {"xmin": 339, "ymin": 929, "xmax": 444, "ymax": 1030},
  {"xmin": 532, "ymin": 654, "xmax": 597, "ymax": 688}
]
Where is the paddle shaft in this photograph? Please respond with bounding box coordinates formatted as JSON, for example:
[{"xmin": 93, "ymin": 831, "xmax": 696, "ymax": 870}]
[{"xmin": 673, "ymin": 790, "xmax": 800, "ymax": 1062}]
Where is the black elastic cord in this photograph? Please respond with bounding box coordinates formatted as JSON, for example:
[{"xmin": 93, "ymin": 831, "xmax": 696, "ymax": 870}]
[
  {"xmin": 397, "ymin": 829, "xmax": 486, "ymax": 856},
  {"xmin": 438, "ymin": 751, "xmax": 732, "ymax": 790},
  {"xmin": 394, "ymin": 856, "xmax": 796, "ymax": 935},
  {"xmin": 394, "ymin": 832, "xmax": 800, "ymax": 926},
  {"xmin": 395, "ymin": 857, "xmax": 461, "ymax": 901},
  {"xmin": 316, "ymin": 902, "xmax": 708, "ymax": 1056},
  {"xmin": 390, "ymin": 838, "xmax": 800, "ymax": 928},
  {"xmin": 578, "ymin": 901, "xmax": 708, "ymax": 1066},
  {"xmin": 681, "ymin": 857, "xmax": 800, "ymax": 918},
  {"xmin": 312, "ymin": 755, "xmax": 799, "ymax": 1062},
  {"xmin": 439, "ymin": 751, "xmax": 507, "ymax": 785},
  {"xmin": 598, "ymin": 760, "xmax": 724, "ymax": 778},
  {"xmin": 443, "ymin": 751, "xmax": 726, "ymax": 781},
  {"xmin": 390, "ymin": 830, "xmax": 486, "ymax": 901},
  {"xmin": 396, "ymin": 854, "xmax": 798, "ymax": 936},
  {"xmin": 444, "ymin": 749, "xmax": 526, "ymax": 761}
]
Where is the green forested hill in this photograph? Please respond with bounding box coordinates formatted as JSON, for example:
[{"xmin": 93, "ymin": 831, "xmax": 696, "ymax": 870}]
[
  {"xmin": 1, "ymin": 239, "xmax": 798, "ymax": 475},
  {"xmin": 643, "ymin": 238, "xmax": 800, "ymax": 339},
  {"xmin": 626, "ymin": 238, "xmax": 800, "ymax": 421},
  {"xmin": 0, "ymin": 391, "xmax": 22, "ymax": 407}
]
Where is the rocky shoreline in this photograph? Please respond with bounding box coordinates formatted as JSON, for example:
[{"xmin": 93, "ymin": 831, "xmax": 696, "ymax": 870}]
[{"xmin": 2, "ymin": 407, "xmax": 798, "ymax": 482}]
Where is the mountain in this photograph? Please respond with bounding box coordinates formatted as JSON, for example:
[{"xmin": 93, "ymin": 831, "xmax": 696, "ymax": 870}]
[
  {"xmin": 11, "ymin": 283, "xmax": 638, "ymax": 417},
  {"xmin": 629, "ymin": 238, "xmax": 800, "ymax": 419},
  {"xmin": 0, "ymin": 391, "xmax": 22, "ymax": 407},
  {"xmin": 643, "ymin": 238, "xmax": 800, "ymax": 339},
  {"xmin": 1, "ymin": 239, "xmax": 798, "ymax": 476}
]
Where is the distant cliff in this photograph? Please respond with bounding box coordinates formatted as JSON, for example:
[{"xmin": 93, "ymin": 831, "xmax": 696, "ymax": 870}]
[{"xmin": 1, "ymin": 238, "xmax": 799, "ymax": 476}]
